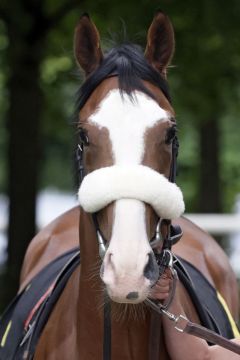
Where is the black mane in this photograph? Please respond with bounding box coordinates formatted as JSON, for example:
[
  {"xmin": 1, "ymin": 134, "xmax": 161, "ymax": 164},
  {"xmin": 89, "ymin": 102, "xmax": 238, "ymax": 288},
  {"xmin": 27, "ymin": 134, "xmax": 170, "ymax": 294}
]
[{"xmin": 76, "ymin": 43, "xmax": 171, "ymax": 112}]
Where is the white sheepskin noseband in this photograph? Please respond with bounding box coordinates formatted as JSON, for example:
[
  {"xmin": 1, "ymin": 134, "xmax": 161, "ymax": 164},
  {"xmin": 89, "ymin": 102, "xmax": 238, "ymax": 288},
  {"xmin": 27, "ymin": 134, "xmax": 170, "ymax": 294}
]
[{"xmin": 78, "ymin": 165, "xmax": 185, "ymax": 219}]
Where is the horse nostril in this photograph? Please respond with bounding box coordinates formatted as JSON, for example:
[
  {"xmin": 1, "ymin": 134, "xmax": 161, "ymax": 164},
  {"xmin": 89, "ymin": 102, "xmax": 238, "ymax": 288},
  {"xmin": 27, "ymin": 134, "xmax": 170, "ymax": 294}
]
[
  {"xmin": 144, "ymin": 252, "xmax": 159, "ymax": 283},
  {"xmin": 126, "ymin": 291, "xmax": 139, "ymax": 300}
]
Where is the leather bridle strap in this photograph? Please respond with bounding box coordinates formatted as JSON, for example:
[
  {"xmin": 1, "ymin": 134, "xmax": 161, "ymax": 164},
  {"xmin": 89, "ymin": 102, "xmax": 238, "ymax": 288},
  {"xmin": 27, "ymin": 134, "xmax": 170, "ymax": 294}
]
[
  {"xmin": 169, "ymin": 134, "xmax": 179, "ymax": 184},
  {"xmin": 157, "ymin": 134, "xmax": 180, "ymax": 264}
]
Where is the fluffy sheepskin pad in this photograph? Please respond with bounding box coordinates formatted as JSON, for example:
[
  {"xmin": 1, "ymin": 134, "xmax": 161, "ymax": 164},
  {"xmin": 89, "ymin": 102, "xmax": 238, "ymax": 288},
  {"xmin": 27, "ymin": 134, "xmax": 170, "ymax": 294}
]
[{"xmin": 78, "ymin": 165, "xmax": 185, "ymax": 219}]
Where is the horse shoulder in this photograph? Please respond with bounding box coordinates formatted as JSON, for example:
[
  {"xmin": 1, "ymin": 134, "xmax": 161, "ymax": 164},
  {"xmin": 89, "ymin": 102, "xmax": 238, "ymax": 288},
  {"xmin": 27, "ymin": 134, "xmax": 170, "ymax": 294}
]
[{"xmin": 20, "ymin": 206, "xmax": 80, "ymax": 290}]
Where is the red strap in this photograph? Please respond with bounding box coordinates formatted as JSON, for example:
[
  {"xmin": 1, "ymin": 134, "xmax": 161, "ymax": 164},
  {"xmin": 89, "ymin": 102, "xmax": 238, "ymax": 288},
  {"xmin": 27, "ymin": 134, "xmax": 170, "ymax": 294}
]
[{"xmin": 24, "ymin": 282, "xmax": 55, "ymax": 331}]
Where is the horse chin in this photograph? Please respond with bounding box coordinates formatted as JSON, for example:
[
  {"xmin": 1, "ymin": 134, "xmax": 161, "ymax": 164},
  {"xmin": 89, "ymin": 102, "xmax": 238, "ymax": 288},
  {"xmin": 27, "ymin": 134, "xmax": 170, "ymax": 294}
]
[
  {"xmin": 106, "ymin": 285, "xmax": 150, "ymax": 304},
  {"xmin": 109, "ymin": 296, "xmax": 143, "ymax": 305}
]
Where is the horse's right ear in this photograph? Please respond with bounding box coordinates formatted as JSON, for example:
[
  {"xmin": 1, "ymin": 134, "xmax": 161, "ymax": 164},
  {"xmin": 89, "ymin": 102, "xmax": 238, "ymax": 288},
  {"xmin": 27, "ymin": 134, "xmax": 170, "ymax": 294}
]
[{"xmin": 74, "ymin": 14, "xmax": 103, "ymax": 76}]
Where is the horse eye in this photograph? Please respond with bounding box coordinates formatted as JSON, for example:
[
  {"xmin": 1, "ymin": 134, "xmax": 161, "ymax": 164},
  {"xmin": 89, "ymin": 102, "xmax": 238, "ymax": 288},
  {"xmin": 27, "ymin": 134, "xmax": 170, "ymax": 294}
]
[
  {"xmin": 165, "ymin": 125, "xmax": 177, "ymax": 145},
  {"xmin": 79, "ymin": 128, "xmax": 89, "ymax": 146}
]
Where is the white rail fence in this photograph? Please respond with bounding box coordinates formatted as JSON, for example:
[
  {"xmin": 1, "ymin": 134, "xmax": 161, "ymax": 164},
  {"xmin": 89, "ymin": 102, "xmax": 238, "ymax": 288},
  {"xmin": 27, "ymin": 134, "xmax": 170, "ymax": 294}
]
[
  {"xmin": 1, "ymin": 213, "xmax": 240, "ymax": 234},
  {"xmin": 1, "ymin": 210, "xmax": 240, "ymax": 272},
  {"xmin": 184, "ymin": 214, "xmax": 240, "ymax": 235}
]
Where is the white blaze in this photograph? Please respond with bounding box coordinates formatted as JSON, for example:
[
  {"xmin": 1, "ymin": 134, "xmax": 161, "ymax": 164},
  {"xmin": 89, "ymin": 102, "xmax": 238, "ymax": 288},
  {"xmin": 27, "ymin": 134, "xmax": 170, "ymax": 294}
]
[
  {"xmin": 90, "ymin": 89, "xmax": 168, "ymax": 165},
  {"xmin": 86, "ymin": 90, "xmax": 173, "ymax": 301},
  {"xmin": 103, "ymin": 199, "xmax": 150, "ymax": 294}
]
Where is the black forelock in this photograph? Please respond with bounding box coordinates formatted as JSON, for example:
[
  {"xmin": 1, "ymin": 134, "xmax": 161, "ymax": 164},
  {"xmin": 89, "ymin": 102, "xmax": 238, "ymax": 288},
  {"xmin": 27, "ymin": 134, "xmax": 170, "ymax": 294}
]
[{"xmin": 76, "ymin": 43, "xmax": 171, "ymax": 112}]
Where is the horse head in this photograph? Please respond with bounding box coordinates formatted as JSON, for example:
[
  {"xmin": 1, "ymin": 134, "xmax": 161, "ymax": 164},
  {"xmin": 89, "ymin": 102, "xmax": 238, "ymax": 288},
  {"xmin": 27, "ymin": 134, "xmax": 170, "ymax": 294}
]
[{"xmin": 75, "ymin": 12, "xmax": 185, "ymax": 304}]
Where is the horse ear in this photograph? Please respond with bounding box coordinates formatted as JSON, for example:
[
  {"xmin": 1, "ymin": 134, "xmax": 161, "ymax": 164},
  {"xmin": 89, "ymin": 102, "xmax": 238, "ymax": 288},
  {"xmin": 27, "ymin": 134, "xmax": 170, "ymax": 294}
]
[
  {"xmin": 145, "ymin": 11, "xmax": 175, "ymax": 78},
  {"xmin": 74, "ymin": 14, "xmax": 103, "ymax": 76}
]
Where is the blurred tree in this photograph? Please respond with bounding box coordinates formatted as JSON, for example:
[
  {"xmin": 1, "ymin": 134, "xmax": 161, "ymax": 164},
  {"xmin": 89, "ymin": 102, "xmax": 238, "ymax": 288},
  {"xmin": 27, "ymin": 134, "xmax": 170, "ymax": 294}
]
[
  {"xmin": 0, "ymin": 0, "xmax": 83, "ymax": 304},
  {"xmin": 163, "ymin": 0, "xmax": 240, "ymax": 213}
]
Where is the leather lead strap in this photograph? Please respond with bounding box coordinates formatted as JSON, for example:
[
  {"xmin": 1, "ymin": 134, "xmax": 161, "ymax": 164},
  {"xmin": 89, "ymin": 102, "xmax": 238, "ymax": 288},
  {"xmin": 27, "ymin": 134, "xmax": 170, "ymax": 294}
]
[
  {"xmin": 183, "ymin": 321, "xmax": 240, "ymax": 355},
  {"xmin": 148, "ymin": 311, "xmax": 162, "ymax": 360},
  {"xmin": 103, "ymin": 300, "xmax": 111, "ymax": 360}
]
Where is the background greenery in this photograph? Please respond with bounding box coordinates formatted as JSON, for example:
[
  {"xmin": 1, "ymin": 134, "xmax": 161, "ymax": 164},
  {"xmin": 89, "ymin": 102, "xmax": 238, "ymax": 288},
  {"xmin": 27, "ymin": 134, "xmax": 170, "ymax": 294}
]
[{"xmin": 0, "ymin": 0, "xmax": 240, "ymax": 306}]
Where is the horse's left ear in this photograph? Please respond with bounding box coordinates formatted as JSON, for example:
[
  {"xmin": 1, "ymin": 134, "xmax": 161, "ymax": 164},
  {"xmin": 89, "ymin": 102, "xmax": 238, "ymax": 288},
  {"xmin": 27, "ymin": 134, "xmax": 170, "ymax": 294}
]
[
  {"xmin": 74, "ymin": 14, "xmax": 103, "ymax": 76},
  {"xmin": 145, "ymin": 11, "xmax": 175, "ymax": 78}
]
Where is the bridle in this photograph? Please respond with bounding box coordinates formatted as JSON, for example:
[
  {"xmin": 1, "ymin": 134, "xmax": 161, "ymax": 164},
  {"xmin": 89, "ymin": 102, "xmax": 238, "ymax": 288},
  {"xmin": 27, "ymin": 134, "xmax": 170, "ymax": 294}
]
[
  {"xmin": 75, "ymin": 66, "xmax": 183, "ymax": 359},
  {"xmin": 76, "ymin": 85, "xmax": 240, "ymax": 359}
]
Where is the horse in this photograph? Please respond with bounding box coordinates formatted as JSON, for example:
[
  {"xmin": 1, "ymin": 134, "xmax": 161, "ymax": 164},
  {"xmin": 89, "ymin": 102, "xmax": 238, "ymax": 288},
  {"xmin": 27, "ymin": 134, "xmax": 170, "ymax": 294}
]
[{"xmin": 4, "ymin": 11, "xmax": 239, "ymax": 360}]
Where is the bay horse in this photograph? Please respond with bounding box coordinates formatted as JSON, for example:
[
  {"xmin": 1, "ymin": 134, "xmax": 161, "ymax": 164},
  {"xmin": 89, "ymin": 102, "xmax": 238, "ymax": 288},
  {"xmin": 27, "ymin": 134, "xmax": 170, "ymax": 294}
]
[{"xmin": 17, "ymin": 11, "xmax": 239, "ymax": 360}]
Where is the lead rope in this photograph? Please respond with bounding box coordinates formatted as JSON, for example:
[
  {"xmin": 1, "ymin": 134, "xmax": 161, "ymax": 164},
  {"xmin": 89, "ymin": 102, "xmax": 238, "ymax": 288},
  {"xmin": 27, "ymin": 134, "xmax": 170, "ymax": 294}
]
[
  {"xmin": 146, "ymin": 232, "xmax": 240, "ymax": 356},
  {"xmin": 147, "ymin": 297, "xmax": 240, "ymax": 355}
]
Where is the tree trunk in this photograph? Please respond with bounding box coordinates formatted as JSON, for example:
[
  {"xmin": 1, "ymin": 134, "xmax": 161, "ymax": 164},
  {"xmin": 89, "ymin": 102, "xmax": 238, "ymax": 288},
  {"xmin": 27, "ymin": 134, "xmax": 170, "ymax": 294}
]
[
  {"xmin": 0, "ymin": 0, "xmax": 81, "ymax": 310},
  {"xmin": 1, "ymin": 26, "xmax": 45, "ymax": 306},
  {"xmin": 198, "ymin": 117, "xmax": 222, "ymax": 213}
]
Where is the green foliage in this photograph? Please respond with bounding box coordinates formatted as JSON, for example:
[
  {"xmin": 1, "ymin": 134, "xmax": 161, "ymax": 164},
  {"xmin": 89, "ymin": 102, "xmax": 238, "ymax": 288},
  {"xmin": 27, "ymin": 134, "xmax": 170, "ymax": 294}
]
[
  {"xmin": 221, "ymin": 98, "xmax": 240, "ymax": 211},
  {"xmin": 39, "ymin": 35, "xmax": 77, "ymax": 190},
  {"xmin": 0, "ymin": 20, "xmax": 8, "ymax": 193}
]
